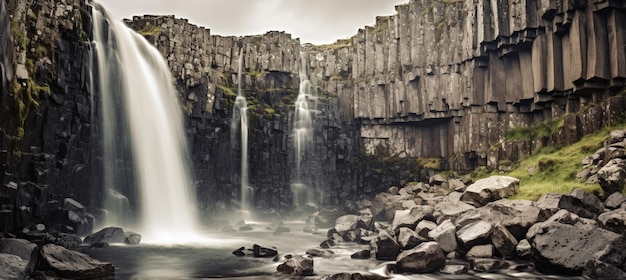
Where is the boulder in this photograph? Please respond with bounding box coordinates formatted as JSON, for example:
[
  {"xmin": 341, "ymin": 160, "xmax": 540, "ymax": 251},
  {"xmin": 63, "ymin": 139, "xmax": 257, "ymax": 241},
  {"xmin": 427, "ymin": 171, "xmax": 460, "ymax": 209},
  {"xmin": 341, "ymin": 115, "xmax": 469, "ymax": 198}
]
[
  {"xmin": 440, "ymin": 264, "xmax": 468, "ymax": 274},
  {"xmin": 516, "ymin": 239, "xmax": 531, "ymax": 259},
  {"xmin": 253, "ymin": 244, "xmax": 277, "ymax": 258},
  {"xmin": 82, "ymin": 227, "xmax": 126, "ymax": 245},
  {"xmin": 315, "ymin": 208, "xmax": 345, "ymax": 228},
  {"xmin": 0, "ymin": 253, "xmax": 28, "ymax": 280},
  {"xmin": 470, "ymin": 258, "xmax": 509, "ymax": 272},
  {"xmin": 429, "ymin": 174, "xmax": 446, "ymax": 185},
  {"xmin": 583, "ymin": 259, "xmax": 626, "ymax": 279},
  {"xmin": 448, "ymin": 179, "xmax": 467, "ymax": 192},
  {"xmin": 605, "ymin": 192, "xmax": 626, "ymax": 209},
  {"xmin": 536, "ymin": 193, "xmax": 596, "ymax": 219},
  {"xmin": 570, "ymin": 189, "xmax": 604, "ymax": 214},
  {"xmin": 232, "ymin": 247, "xmax": 252, "ymax": 257},
  {"xmin": 491, "ymin": 223, "xmax": 518, "ymax": 257},
  {"xmin": 320, "ymin": 239, "xmax": 336, "ymax": 249},
  {"xmin": 374, "ymin": 230, "xmax": 401, "ymax": 261},
  {"xmin": 390, "ymin": 206, "xmax": 434, "ymax": 231},
  {"xmin": 466, "ymin": 244, "xmax": 494, "ymax": 258},
  {"xmin": 124, "ymin": 232, "xmax": 141, "ymax": 245},
  {"xmin": 433, "ymin": 201, "xmax": 474, "ymax": 224},
  {"xmin": 396, "ymin": 227, "xmax": 422, "ymax": 250},
  {"xmin": 39, "ymin": 244, "xmax": 114, "ymax": 278},
  {"xmin": 305, "ymin": 248, "xmax": 333, "ymax": 258},
  {"xmin": 415, "ymin": 220, "xmax": 437, "ymax": 241},
  {"xmin": 0, "ymin": 238, "xmax": 38, "ymax": 273},
  {"xmin": 395, "ymin": 242, "xmax": 445, "ymax": 273},
  {"xmin": 350, "ymin": 250, "xmax": 371, "ymax": 259},
  {"xmin": 55, "ymin": 233, "xmax": 82, "ymax": 249},
  {"xmin": 597, "ymin": 158, "xmax": 626, "ymax": 194},
  {"xmin": 456, "ymin": 221, "xmax": 493, "ymax": 248},
  {"xmin": 527, "ymin": 210, "xmax": 626, "ymax": 274},
  {"xmin": 277, "ymin": 255, "xmax": 313, "ymax": 276},
  {"xmin": 334, "ymin": 215, "xmax": 359, "ymax": 233},
  {"xmin": 274, "ymin": 226, "xmax": 290, "ymax": 235},
  {"xmin": 598, "ymin": 209, "xmax": 626, "ymax": 234},
  {"xmin": 428, "ymin": 219, "xmax": 457, "ymax": 253},
  {"xmin": 321, "ymin": 273, "xmax": 365, "ymax": 280},
  {"xmin": 460, "ymin": 176, "xmax": 519, "ymax": 206}
]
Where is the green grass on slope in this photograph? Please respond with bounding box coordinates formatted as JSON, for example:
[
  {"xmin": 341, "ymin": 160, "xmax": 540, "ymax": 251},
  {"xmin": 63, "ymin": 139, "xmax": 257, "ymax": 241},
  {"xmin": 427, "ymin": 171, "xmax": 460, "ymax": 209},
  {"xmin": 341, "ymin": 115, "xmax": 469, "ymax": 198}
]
[{"xmin": 478, "ymin": 124, "xmax": 626, "ymax": 201}]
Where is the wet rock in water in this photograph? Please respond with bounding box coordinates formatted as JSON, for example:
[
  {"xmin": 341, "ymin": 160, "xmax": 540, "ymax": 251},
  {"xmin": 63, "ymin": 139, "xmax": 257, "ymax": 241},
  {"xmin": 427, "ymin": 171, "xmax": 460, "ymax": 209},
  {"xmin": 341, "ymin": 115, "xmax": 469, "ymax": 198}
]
[
  {"xmin": 316, "ymin": 208, "xmax": 345, "ymax": 228},
  {"xmin": 232, "ymin": 247, "xmax": 247, "ymax": 257},
  {"xmin": 350, "ymin": 249, "xmax": 371, "ymax": 259},
  {"xmin": 306, "ymin": 248, "xmax": 334, "ymax": 258},
  {"xmin": 491, "ymin": 223, "xmax": 518, "ymax": 257},
  {"xmin": 0, "ymin": 253, "xmax": 29, "ymax": 280},
  {"xmin": 457, "ymin": 220, "xmax": 493, "ymax": 248},
  {"xmin": 320, "ymin": 238, "xmax": 336, "ymax": 248},
  {"xmin": 239, "ymin": 225, "xmax": 253, "ymax": 231},
  {"xmin": 466, "ymin": 244, "xmax": 494, "ymax": 258},
  {"xmin": 440, "ymin": 263, "xmax": 468, "ymax": 274},
  {"xmin": 605, "ymin": 192, "xmax": 626, "ymax": 209},
  {"xmin": 470, "ymin": 258, "xmax": 509, "ymax": 272},
  {"xmin": 0, "ymin": 238, "xmax": 38, "ymax": 273},
  {"xmin": 277, "ymin": 255, "xmax": 313, "ymax": 276},
  {"xmin": 460, "ymin": 176, "xmax": 519, "ymax": 206},
  {"xmin": 428, "ymin": 219, "xmax": 457, "ymax": 253},
  {"xmin": 390, "ymin": 206, "xmax": 434, "ymax": 232},
  {"xmin": 395, "ymin": 242, "xmax": 445, "ymax": 273},
  {"xmin": 527, "ymin": 209, "xmax": 626, "ymax": 275},
  {"xmin": 83, "ymin": 227, "xmax": 126, "ymax": 245},
  {"xmin": 582, "ymin": 259, "xmax": 626, "ymax": 279},
  {"xmin": 253, "ymin": 244, "xmax": 278, "ymax": 258},
  {"xmin": 321, "ymin": 272, "xmax": 365, "ymax": 280},
  {"xmin": 597, "ymin": 158, "xmax": 626, "ymax": 194},
  {"xmin": 125, "ymin": 232, "xmax": 142, "ymax": 245},
  {"xmin": 39, "ymin": 244, "xmax": 114, "ymax": 278},
  {"xmin": 273, "ymin": 226, "xmax": 290, "ymax": 235},
  {"xmin": 597, "ymin": 208, "xmax": 626, "ymax": 234},
  {"xmin": 374, "ymin": 230, "xmax": 400, "ymax": 261},
  {"xmin": 516, "ymin": 239, "xmax": 531, "ymax": 259}
]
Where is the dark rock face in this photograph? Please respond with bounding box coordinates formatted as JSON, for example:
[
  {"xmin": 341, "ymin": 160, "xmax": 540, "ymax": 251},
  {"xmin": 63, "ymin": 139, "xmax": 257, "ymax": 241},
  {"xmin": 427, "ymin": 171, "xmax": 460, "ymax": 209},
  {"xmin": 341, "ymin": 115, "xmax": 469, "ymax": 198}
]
[{"xmin": 39, "ymin": 244, "xmax": 115, "ymax": 278}]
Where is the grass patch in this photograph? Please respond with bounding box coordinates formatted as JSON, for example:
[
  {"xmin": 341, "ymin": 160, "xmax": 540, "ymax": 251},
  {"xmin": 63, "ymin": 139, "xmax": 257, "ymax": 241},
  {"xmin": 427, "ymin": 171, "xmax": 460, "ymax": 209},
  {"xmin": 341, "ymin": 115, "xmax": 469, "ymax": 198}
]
[
  {"xmin": 505, "ymin": 117, "xmax": 565, "ymax": 141},
  {"xmin": 138, "ymin": 25, "xmax": 163, "ymax": 36},
  {"xmin": 11, "ymin": 19, "xmax": 29, "ymax": 50},
  {"xmin": 476, "ymin": 123, "xmax": 626, "ymax": 200},
  {"xmin": 217, "ymin": 84, "xmax": 236, "ymax": 97},
  {"xmin": 417, "ymin": 158, "xmax": 441, "ymax": 170}
]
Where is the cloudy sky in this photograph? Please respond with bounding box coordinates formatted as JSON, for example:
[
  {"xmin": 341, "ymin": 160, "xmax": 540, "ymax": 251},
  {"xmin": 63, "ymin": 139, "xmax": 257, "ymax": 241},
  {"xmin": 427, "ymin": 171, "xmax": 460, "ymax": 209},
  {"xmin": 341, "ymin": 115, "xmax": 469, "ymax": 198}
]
[{"xmin": 97, "ymin": 0, "xmax": 408, "ymax": 45}]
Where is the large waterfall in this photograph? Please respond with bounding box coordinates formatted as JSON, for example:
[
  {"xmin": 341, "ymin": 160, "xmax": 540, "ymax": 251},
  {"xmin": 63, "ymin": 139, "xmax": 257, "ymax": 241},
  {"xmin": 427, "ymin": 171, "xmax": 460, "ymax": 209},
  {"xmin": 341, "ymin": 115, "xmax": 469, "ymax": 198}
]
[
  {"xmin": 230, "ymin": 48, "xmax": 250, "ymax": 211},
  {"xmin": 291, "ymin": 52, "xmax": 317, "ymax": 207},
  {"xmin": 90, "ymin": 3, "xmax": 200, "ymax": 243}
]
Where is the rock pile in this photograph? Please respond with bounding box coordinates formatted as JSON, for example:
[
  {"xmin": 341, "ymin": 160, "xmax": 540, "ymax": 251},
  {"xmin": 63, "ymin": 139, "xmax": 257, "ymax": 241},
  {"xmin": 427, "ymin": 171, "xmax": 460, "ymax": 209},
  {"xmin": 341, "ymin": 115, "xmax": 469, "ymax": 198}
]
[
  {"xmin": 314, "ymin": 174, "xmax": 626, "ymax": 278},
  {"xmin": 579, "ymin": 129, "xmax": 626, "ymax": 194}
]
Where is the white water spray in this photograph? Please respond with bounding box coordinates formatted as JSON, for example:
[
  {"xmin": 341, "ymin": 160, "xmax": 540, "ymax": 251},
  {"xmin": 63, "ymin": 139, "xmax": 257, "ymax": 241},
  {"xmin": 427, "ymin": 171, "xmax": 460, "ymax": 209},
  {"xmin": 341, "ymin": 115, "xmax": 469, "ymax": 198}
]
[
  {"xmin": 90, "ymin": 3, "xmax": 200, "ymax": 243},
  {"xmin": 292, "ymin": 52, "xmax": 317, "ymax": 207},
  {"xmin": 230, "ymin": 48, "xmax": 250, "ymax": 211}
]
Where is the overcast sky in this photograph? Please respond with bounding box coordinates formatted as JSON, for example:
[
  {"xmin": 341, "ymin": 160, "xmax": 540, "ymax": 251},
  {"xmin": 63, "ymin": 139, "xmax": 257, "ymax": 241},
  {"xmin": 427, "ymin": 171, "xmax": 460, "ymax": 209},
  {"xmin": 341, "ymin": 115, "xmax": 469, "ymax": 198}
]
[{"xmin": 97, "ymin": 0, "xmax": 408, "ymax": 45}]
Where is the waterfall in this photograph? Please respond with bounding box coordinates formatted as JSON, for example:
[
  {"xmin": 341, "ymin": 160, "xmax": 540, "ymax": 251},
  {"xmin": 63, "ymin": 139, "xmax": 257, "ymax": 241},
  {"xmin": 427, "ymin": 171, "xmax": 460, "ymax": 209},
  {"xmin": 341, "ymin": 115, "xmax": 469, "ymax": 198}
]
[
  {"xmin": 230, "ymin": 48, "xmax": 250, "ymax": 211},
  {"xmin": 90, "ymin": 2, "xmax": 200, "ymax": 243},
  {"xmin": 291, "ymin": 52, "xmax": 316, "ymax": 207}
]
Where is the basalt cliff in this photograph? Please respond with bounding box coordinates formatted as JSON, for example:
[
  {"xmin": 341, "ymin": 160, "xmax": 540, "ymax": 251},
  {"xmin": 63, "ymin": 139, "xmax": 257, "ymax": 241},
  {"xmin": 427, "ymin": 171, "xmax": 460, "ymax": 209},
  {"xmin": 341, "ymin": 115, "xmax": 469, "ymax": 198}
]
[{"xmin": 1, "ymin": 0, "xmax": 626, "ymax": 230}]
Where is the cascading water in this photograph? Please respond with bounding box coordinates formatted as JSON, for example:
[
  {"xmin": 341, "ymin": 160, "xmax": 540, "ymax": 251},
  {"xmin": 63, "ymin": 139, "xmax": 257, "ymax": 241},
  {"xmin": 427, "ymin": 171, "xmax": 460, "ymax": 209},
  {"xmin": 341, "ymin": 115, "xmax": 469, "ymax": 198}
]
[
  {"xmin": 230, "ymin": 48, "xmax": 250, "ymax": 211},
  {"xmin": 90, "ymin": 2, "xmax": 200, "ymax": 243},
  {"xmin": 291, "ymin": 52, "xmax": 317, "ymax": 207}
]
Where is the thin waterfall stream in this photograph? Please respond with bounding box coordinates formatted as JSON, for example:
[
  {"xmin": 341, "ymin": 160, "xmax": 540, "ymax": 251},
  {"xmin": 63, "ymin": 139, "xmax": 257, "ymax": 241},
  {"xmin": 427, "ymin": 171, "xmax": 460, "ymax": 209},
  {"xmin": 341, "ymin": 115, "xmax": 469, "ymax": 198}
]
[{"xmin": 230, "ymin": 48, "xmax": 250, "ymax": 212}]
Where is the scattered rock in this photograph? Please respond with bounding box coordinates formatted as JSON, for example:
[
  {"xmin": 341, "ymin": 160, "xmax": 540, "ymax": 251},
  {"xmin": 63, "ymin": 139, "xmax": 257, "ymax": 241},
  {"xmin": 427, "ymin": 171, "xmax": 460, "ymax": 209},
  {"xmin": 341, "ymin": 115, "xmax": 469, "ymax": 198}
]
[
  {"xmin": 124, "ymin": 232, "xmax": 141, "ymax": 245},
  {"xmin": 374, "ymin": 230, "xmax": 400, "ymax": 261},
  {"xmin": 320, "ymin": 238, "xmax": 336, "ymax": 248},
  {"xmin": 582, "ymin": 259, "xmax": 626, "ymax": 279},
  {"xmin": 466, "ymin": 244, "xmax": 494, "ymax": 258},
  {"xmin": 39, "ymin": 244, "xmax": 114, "ymax": 278},
  {"xmin": 433, "ymin": 201, "xmax": 474, "ymax": 224},
  {"xmin": 277, "ymin": 255, "xmax": 313, "ymax": 276},
  {"xmin": 0, "ymin": 253, "xmax": 28, "ymax": 280},
  {"xmin": 253, "ymin": 244, "xmax": 277, "ymax": 258},
  {"xmin": 395, "ymin": 242, "xmax": 445, "ymax": 273},
  {"xmin": 316, "ymin": 208, "xmax": 345, "ymax": 228},
  {"xmin": 396, "ymin": 227, "xmax": 422, "ymax": 250},
  {"xmin": 350, "ymin": 250, "xmax": 371, "ymax": 259},
  {"xmin": 440, "ymin": 264, "xmax": 468, "ymax": 274},
  {"xmin": 597, "ymin": 158, "xmax": 626, "ymax": 194},
  {"xmin": 605, "ymin": 192, "xmax": 626, "ymax": 209},
  {"xmin": 415, "ymin": 220, "xmax": 437, "ymax": 240},
  {"xmin": 306, "ymin": 248, "xmax": 333, "ymax": 258},
  {"xmin": 491, "ymin": 223, "xmax": 518, "ymax": 257},
  {"xmin": 460, "ymin": 176, "xmax": 519, "ymax": 206},
  {"xmin": 82, "ymin": 227, "xmax": 126, "ymax": 245},
  {"xmin": 470, "ymin": 258, "xmax": 509, "ymax": 272},
  {"xmin": 516, "ymin": 239, "xmax": 531, "ymax": 259},
  {"xmin": 321, "ymin": 272, "xmax": 365, "ymax": 280},
  {"xmin": 335, "ymin": 215, "xmax": 359, "ymax": 233},
  {"xmin": 570, "ymin": 189, "xmax": 604, "ymax": 214},
  {"xmin": 597, "ymin": 209, "xmax": 626, "ymax": 234},
  {"xmin": 428, "ymin": 219, "xmax": 457, "ymax": 253},
  {"xmin": 457, "ymin": 220, "xmax": 493, "ymax": 248},
  {"xmin": 390, "ymin": 206, "xmax": 434, "ymax": 231}
]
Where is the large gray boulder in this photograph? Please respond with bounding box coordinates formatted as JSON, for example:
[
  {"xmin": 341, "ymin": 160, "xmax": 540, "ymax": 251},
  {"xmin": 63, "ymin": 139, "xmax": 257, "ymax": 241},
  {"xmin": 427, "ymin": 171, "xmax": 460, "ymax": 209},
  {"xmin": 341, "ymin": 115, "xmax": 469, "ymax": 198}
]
[
  {"xmin": 415, "ymin": 220, "xmax": 437, "ymax": 241},
  {"xmin": 334, "ymin": 215, "xmax": 359, "ymax": 233},
  {"xmin": 39, "ymin": 244, "xmax": 114, "ymax": 278},
  {"xmin": 527, "ymin": 210, "xmax": 626, "ymax": 275},
  {"xmin": 490, "ymin": 223, "xmax": 518, "ymax": 257},
  {"xmin": 83, "ymin": 227, "xmax": 126, "ymax": 245},
  {"xmin": 428, "ymin": 219, "xmax": 457, "ymax": 253},
  {"xmin": 0, "ymin": 239, "xmax": 38, "ymax": 273},
  {"xmin": 396, "ymin": 227, "xmax": 422, "ymax": 250},
  {"xmin": 277, "ymin": 255, "xmax": 313, "ymax": 276},
  {"xmin": 456, "ymin": 221, "xmax": 493, "ymax": 248},
  {"xmin": 390, "ymin": 206, "xmax": 434, "ymax": 231},
  {"xmin": 395, "ymin": 242, "xmax": 445, "ymax": 273},
  {"xmin": 433, "ymin": 201, "xmax": 474, "ymax": 224},
  {"xmin": 536, "ymin": 193, "xmax": 597, "ymax": 219},
  {"xmin": 605, "ymin": 192, "xmax": 626, "ymax": 209},
  {"xmin": 0, "ymin": 253, "xmax": 29, "ymax": 280},
  {"xmin": 466, "ymin": 244, "xmax": 494, "ymax": 258},
  {"xmin": 460, "ymin": 176, "xmax": 519, "ymax": 206},
  {"xmin": 597, "ymin": 158, "xmax": 626, "ymax": 194},
  {"xmin": 583, "ymin": 259, "xmax": 626, "ymax": 279},
  {"xmin": 569, "ymin": 189, "xmax": 604, "ymax": 215}
]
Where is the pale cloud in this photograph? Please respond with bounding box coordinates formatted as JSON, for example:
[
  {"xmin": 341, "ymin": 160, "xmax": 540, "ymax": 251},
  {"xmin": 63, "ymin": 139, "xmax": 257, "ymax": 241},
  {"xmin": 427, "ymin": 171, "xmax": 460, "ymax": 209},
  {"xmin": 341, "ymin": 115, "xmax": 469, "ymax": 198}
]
[{"xmin": 96, "ymin": 0, "xmax": 408, "ymax": 44}]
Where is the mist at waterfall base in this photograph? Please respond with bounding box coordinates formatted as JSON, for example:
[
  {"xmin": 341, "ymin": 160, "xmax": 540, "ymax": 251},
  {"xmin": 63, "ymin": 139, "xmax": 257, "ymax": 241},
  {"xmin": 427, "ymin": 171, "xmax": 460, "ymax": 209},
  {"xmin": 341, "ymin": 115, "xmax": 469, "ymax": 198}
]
[{"xmin": 90, "ymin": 2, "xmax": 201, "ymax": 243}]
